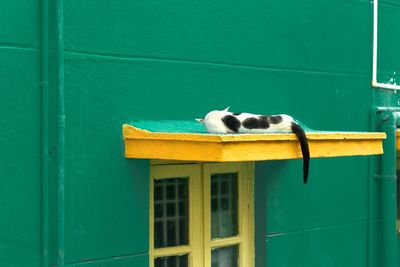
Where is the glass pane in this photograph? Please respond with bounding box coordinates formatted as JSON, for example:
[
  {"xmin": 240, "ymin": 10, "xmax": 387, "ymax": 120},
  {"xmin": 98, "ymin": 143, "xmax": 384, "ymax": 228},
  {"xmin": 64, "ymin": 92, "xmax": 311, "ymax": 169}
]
[
  {"xmin": 211, "ymin": 245, "xmax": 238, "ymax": 267},
  {"xmin": 154, "ymin": 254, "xmax": 188, "ymax": 267},
  {"xmin": 211, "ymin": 173, "xmax": 238, "ymax": 239},
  {"xmin": 154, "ymin": 178, "xmax": 189, "ymax": 248}
]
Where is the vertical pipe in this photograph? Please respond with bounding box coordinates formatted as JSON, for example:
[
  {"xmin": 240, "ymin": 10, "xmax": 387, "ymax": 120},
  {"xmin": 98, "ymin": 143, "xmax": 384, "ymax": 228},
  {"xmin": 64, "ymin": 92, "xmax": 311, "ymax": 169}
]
[
  {"xmin": 56, "ymin": 0, "xmax": 65, "ymax": 265},
  {"xmin": 372, "ymin": 0, "xmax": 378, "ymax": 84},
  {"xmin": 367, "ymin": 106, "xmax": 377, "ymax": 267},
  {"xmin": 379, "ymin": 111, "xmax": 398, "ymax": 267},
  {"xmin": 40, "ymin": 0, "xmax": 49, "ymax": 265}
]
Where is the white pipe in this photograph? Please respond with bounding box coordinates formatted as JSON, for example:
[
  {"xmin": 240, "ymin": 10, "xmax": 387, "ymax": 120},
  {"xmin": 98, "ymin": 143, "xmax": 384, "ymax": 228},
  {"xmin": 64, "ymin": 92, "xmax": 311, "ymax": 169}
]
[{"xmin": 372, "ymin": 0, "xmax": 400, "ymax": 90}]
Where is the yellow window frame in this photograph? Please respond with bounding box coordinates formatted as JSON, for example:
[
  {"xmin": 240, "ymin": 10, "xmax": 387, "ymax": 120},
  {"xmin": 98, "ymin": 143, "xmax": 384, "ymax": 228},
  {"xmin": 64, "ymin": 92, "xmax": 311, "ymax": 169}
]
[{"xmin": 150, "ymin": 162, "xmax": 254, "ymax": 267}]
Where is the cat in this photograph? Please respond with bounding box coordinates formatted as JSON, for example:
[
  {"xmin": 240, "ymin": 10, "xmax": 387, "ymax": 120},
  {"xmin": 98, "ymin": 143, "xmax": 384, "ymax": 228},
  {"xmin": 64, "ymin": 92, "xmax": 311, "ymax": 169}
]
[{"xmin": 196, "ymin": 107, "xmax": 310, "ymax": 183}]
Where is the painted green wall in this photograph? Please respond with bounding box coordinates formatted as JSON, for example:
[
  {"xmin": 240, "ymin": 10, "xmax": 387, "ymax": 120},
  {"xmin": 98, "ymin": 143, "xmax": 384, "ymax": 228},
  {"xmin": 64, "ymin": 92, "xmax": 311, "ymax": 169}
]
[
  {"xmin": 0, "ymin": 0, "xmax": 42, "ymax": 266},
  {"xmin": 1, "ymin": 0, "xmax": 400, "ymax": 266}
]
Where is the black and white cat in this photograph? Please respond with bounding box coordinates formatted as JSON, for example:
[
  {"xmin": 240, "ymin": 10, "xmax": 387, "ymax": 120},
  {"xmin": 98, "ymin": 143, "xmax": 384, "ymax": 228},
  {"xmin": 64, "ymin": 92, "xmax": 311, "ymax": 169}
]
[{"xmin": 197, "ymin": 107, "xmax": 310, "ymax": 183}]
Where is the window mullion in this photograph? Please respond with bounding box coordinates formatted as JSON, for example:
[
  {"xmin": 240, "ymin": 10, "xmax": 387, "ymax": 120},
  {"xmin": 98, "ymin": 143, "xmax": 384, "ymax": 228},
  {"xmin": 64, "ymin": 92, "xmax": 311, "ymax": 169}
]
[{"xmin": 191, "ymin": 164, "xmax": 203, "ymax": 267}]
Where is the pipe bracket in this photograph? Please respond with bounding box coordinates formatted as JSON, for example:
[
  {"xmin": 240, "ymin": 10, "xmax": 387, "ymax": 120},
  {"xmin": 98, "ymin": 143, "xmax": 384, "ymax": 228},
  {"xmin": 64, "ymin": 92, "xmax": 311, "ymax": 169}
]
[{"xmin": 57, "ymin": 115, "xmax": 66, "ymax": 128}]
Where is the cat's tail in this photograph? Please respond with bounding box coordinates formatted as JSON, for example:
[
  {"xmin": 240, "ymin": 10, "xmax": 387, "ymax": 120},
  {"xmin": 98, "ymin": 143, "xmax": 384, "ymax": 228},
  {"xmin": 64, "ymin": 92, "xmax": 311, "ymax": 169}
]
[{"xmin": 291, "ymin": 122, "xmax": 310, "ymax": 183}]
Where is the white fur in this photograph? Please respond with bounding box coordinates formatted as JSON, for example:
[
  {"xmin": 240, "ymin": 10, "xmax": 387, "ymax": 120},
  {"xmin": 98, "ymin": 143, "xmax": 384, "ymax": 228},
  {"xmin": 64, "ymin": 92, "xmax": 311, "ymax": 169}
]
[{"xmin": 202, "ymin": 110, "xmax": 232, "ymax": 133}]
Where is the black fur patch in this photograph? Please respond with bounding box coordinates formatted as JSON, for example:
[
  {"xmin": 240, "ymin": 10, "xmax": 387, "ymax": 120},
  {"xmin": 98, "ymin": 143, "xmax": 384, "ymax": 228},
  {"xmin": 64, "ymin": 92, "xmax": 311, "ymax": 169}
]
[
  {"xmin": 259, "ymin": 116, "xmax": 270, "ymax": 127},
  {"xmin": 222, "ymin": 115, "xmax": 241, "ymax": 133},
  {"xmin": 233, "ymin": 112, "xmax": 242, "ymax": 116},
  {"xmin": 259, "ymin": 115, "xmax": 270, "ymax": 122},
  {"xmin": 270, "ymin": 115, "xmax": 283, "ymax": 124},
  {"xmin": 243, "ymin": 117, "xmax": 270, "ymax": 129}
]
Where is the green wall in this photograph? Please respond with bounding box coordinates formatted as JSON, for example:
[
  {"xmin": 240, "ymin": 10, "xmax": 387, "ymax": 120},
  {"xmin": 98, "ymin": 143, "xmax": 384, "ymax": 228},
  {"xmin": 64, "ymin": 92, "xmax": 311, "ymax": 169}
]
[
  {"xmin": 0, "ymin": 0, "xmax": 42, "ymax": 266},
  {"xmin": 1, "ymin": 0, "xmax": 400, "ymax": 266}
]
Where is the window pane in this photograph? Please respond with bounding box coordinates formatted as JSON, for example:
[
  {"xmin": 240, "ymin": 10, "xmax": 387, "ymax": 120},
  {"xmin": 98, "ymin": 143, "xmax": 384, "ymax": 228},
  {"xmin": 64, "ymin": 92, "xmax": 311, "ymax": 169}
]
[
  {"xmin": 211, "ymin": 173, "xmax": 238, "ymax": 239},
  {"xmin": 155, "ymin": 254, "xmax": 188, "ymax": 267},
  {"xmin": 154, "ymin": 178, "xmax": 189, "ymax": 248},
  {"xmin": 397, "ymin": 170, "xmax": 400, "ymax": 222},
  {"xmin": 211, "ymin": 245, "xmax": 238, "ymax": 267}
]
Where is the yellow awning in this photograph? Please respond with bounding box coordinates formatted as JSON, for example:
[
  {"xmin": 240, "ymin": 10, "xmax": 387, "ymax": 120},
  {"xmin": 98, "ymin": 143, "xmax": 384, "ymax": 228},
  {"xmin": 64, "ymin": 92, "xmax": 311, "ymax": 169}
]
[{"xmin": 123, "ymin": 121, "xmax": 386, "ymax": 162}]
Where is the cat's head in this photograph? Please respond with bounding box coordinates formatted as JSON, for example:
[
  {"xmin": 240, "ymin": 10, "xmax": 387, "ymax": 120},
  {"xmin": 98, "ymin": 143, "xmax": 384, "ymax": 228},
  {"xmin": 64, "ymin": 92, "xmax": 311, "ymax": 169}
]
[{"xmin": 196, "ymin": 107, "xmax": 231, "ymax": 133}]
